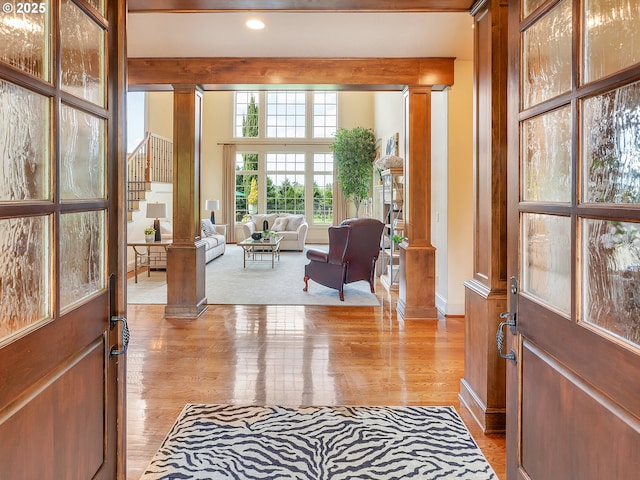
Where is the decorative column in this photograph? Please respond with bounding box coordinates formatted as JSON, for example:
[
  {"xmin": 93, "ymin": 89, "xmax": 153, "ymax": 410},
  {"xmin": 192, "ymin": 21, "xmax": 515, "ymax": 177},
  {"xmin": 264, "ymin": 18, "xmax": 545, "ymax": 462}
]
[
  {"xmin": 458, "ymin": 0, "xmax": 509, "ymax": 433},
  {"xmin": 165, "ymin": 85, "xmax": 208, "ymax": 319},
  {"xmin": 397, "ymin": 86, "xmax": 438, "ymax": 321}
]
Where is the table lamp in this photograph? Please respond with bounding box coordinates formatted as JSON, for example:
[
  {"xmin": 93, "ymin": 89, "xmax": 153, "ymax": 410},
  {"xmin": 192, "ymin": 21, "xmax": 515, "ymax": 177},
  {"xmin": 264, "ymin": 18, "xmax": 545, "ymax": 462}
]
[
  {"xmin": 205, "ymin": 199, "xmax": 220, "ymax": 224},
  {"xmin": 146, "ymin": 202, "xmax": 167, "ymax": 242}
]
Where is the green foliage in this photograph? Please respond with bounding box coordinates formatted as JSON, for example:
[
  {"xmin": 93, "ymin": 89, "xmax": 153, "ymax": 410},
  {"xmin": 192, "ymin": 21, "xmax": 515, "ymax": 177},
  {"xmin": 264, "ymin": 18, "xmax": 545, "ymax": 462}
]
[
  {"xmin": 242, "ymin": 95, "xmax": 259, "ymax": 138},
  {"xmin": 247, "ymin": 178, "xmax": 258, "ymax": 205},
  {"xmin": 330, "ymin": 127, "xmax": 377, "ymax": 217}
]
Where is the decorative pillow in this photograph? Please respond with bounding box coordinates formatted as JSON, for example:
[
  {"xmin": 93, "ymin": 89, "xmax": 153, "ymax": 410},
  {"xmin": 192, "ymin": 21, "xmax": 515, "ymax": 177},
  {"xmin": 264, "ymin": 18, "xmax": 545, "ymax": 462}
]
[
  {"xmin": 271, "ymin": 217, "xmax": 289, "ymax": 232},
  {"xmin": 286, "ymin": 215, "xmax": 305, "ymax": 231},
  {"xmin": 201, "ymin": 219, "xmax": 216, "ymax": 237},
  {"xmin": 374, "ymin": 155, "xmax": 403, "ymax": 170}
]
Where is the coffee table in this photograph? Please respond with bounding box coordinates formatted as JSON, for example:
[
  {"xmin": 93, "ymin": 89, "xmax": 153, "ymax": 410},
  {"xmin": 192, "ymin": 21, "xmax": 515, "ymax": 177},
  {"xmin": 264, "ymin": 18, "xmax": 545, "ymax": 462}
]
[{"xmin": 238, "ymin": 235, "xmax": 282, "ymax": 268}]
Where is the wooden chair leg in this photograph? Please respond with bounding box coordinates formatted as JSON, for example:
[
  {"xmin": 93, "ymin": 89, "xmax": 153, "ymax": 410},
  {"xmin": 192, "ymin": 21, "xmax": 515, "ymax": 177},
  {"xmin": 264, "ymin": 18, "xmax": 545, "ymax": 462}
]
[
  {"xmin": 339, "ymin": 287, "xmax": 344, "ymax": 301},
  {"xmin": 303, "ymin": 276, "xmax": 309, "ymax": 292}
]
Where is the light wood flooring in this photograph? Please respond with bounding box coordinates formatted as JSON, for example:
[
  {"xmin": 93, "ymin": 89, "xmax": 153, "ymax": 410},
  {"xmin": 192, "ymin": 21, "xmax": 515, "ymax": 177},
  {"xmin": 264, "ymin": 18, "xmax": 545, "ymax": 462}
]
[{"xmin": 126, "ymin": 282, "xmax": 506, "ymax": 479}]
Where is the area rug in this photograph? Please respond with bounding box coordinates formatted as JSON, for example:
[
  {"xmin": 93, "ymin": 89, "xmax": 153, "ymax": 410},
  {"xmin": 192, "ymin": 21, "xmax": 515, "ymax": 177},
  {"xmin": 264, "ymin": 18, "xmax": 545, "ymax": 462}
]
[
  {"xmin": 127, "ymin": 245, "xmax": 379, "ymax": 307},
  {"xmin": 140, "ymin": 404, "xmax": 498, "ymax": 480}
]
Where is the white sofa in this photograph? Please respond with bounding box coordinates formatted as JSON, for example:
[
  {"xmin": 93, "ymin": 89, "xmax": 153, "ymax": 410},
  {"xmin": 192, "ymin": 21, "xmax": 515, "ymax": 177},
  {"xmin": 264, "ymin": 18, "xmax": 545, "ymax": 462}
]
[
  {"xmin": 156, "ymin": 219, "xmax": 226, "ymax": 264},
  {"xmin": 241, "ymin": 213, "xmax": 308, "ymax": 251},
  {"xmin": 200, "ymin": 219, "xmax": 226, "ymax": 262}
]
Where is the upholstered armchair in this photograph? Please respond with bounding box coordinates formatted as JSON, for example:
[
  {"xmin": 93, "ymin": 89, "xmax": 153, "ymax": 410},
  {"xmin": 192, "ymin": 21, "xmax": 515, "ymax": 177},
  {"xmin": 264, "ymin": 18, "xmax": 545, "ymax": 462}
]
[{"xmin": 303, "ymin": 218, "xmax": 385, "ymax": 301}]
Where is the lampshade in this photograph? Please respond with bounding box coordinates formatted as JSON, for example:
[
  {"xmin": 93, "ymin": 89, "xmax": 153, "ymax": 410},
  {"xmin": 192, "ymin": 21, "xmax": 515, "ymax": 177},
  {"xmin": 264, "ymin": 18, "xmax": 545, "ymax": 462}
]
[
  {"xmin": 146, "ymin": 202, "xmax": 167, "ymax": 219},
  {"xmin": 205, "ymin": 199, "xmax": 220, "ymax": 211}
]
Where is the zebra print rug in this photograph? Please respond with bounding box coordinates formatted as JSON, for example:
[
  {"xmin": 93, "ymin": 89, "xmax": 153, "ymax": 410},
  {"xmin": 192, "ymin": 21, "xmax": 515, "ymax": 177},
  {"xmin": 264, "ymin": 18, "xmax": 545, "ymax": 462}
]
[{"xmin": 140, "ymin": 404, "xmax": 498, "ymax": 480}]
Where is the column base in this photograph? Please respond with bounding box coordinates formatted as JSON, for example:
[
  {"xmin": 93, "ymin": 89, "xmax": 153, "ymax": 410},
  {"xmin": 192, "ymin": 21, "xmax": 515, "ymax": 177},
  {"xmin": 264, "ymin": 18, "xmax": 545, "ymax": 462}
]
[
  {"xmin": 165, "ymin": 241, "xmax": 208, "ymax": 319},
  {"xmin": 459, "ymin": 279, "xmax": 508, "ymax": 432},
  {"xmin": 397, "ymin": 242, "xmax": 438, "ymax": 320}
]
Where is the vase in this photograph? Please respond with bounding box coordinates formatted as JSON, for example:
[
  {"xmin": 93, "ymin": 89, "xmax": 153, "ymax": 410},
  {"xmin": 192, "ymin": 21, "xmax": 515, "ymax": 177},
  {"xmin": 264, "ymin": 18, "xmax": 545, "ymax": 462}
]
[{"xmin": 145, "ymin": 234, "xmax": 155, "ymax": 243}]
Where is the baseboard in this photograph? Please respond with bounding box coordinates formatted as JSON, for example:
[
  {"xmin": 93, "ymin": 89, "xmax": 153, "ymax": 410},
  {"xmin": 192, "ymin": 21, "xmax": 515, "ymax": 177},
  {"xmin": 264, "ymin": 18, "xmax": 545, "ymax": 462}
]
[
  {"xmin": 459, "ymin": 379, "xmax": 506, "ymax": 433},
  {"xmin": 435, "ymin": 293, "xmax": 465, "ymax": 317}
]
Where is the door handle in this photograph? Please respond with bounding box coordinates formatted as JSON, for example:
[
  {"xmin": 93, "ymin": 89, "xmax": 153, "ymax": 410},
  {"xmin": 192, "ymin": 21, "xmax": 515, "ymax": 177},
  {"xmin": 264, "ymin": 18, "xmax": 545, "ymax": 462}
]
[
  {"xmin": 496, "ymin": 276, "xmax": 518, "ymax": 364},
  {"xmin": 496, "ymin": 312, "xmax": 517, "ymax": 364},
  {"xmin": 110, "ymin": 316, "xmax": 130, "ymax": 356}
]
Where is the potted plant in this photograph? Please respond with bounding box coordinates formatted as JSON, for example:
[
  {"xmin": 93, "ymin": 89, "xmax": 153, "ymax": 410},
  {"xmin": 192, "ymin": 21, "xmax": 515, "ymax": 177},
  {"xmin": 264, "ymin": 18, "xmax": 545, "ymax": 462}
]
[
  {"xmin": 330, "ymin": 126, "xmax": 377, "ymax": 217},
  {"xmin": 144, "ymin": 227, "xmax": 156, "ymax": 243}
]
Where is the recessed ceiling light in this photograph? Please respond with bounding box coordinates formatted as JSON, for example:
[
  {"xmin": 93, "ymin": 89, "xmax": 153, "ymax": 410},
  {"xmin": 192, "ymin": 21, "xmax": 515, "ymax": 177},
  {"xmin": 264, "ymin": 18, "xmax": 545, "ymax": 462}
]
[{"xmin": 246, "ymin": 19, "xmax": 265, "ymax": 30}]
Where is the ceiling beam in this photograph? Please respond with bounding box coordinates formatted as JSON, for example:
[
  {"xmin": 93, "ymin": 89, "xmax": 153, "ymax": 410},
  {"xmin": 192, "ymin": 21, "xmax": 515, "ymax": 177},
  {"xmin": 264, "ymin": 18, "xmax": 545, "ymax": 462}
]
[
  {"xmin": 128, "ymin": 0, "xmax": 474, "ymax": 13},
  {"xmin": 128, "ymin": 57, "xmax": 456, "ymax": 91}
]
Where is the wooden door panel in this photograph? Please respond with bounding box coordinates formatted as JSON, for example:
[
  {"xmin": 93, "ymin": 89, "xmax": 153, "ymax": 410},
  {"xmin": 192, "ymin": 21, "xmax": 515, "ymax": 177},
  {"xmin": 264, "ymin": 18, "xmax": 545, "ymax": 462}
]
[
  {"xmin": 507, "ymin": 0, "xmax": 640, "ymax": 477},
  {"xmin": 0, "ymin": 295, "xmax": 108, "ymax": 407},
  {"xmin": 521, "ymin": 342, "xmax": 640, "ymax": 480},
  {"xmin": 0, "ymin": 295, "xmax": 108, "ymax": 478},
  {"xmin": 518, "ymin": 297, "xmax": 640, "ymax": 416}
]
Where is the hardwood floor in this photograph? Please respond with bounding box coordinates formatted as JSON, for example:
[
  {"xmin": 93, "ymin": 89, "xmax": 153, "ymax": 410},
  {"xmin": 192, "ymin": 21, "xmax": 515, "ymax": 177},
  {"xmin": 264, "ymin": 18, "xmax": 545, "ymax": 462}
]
[{"xmin": 125, "ymin": 284, "xmax": 506, "ymax": 479}]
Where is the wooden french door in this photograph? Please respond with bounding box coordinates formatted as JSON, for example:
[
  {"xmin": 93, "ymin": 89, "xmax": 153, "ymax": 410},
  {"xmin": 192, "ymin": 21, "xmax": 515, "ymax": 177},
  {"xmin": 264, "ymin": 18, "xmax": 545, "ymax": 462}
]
[
  {"xmin": 0, "ymin": 0, "xmax": 126, "ymax": 478},
  {"xmin": 505, "ymin": 0, "xmax": 640, "ymax": 478}
]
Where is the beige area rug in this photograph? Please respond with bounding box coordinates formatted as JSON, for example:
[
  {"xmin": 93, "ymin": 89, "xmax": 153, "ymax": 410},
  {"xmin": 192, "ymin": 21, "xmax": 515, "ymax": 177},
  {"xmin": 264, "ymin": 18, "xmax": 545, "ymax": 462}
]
[{"xmin": 127, "ymin": 245, "xmax": 379, "ymax": 306}]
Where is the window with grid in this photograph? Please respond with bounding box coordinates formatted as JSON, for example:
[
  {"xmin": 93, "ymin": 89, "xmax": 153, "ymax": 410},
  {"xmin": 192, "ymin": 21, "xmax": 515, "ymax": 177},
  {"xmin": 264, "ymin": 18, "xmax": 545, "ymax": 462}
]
[
  {"xmin": 235, "ymin": 91, "xmax": 259, "ymax": 138},
  {"xmin": 235, "ymin": 152, "xmax": 258, "ymax": 222},
  {"xmin": 233, "ymin": 91, "xmax": 337, "ymax": 225},
  {"xmin": 265, "ymin": 153, "xmax": 305, "ymax": 214},
  {"xmin": 266, "ymin": 91, "xmax": 306, "ymax": 138},
  {"xmin": 311, "ymin": 153, "xmax": 334, "ymax": 224},
  {"xmin": 313, "ymin": 91, "xmax": 337, "ymax": 138}
]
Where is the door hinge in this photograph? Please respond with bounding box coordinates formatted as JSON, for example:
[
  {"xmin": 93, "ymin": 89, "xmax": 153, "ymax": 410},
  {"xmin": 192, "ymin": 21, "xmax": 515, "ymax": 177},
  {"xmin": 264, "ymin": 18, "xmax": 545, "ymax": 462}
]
[{"xmin": 110, "ymin": 316, "xmax": 130, "ymax": 357}]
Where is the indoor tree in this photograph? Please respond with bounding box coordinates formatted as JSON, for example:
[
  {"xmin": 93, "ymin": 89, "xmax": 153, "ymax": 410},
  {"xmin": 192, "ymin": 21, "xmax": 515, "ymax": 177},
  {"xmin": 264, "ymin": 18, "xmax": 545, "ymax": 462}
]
[{"xmin": 330, "ymin": 126, "xmax": 377, "ymax": 217}]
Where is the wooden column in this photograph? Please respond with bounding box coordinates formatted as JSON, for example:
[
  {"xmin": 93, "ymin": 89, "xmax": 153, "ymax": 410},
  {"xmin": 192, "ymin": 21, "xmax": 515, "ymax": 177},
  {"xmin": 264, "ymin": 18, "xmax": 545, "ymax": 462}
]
[
  {"xmin": 458, "ymin": 0, "xmax": 509, "ymax": 433},
  {"xmin": 165, "ymin": 85, "xmax": 208, "ymax": 319},
  {"xmin": 397, "ymin": 86, "xmax": 438, "ymax": 321}
]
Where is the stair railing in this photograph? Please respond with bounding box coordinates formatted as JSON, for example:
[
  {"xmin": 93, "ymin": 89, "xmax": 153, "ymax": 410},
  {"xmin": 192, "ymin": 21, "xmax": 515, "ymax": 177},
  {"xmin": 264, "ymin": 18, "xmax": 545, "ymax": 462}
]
[{"xmin": 127, "ymin": 131, "xmax": 173, "ymax": 205}]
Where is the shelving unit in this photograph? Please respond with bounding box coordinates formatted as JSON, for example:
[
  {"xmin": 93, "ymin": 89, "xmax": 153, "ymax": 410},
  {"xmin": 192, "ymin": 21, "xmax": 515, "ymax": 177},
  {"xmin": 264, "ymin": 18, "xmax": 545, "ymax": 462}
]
[{"xmin": 379, "ymin": 168, "xmax": 404, "ymax": 291}]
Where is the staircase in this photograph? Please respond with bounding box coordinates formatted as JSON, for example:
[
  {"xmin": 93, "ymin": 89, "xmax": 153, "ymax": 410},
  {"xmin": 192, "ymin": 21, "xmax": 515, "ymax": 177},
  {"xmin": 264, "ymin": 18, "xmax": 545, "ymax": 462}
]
[{"xmin": 127, "ymin": 132, "xmax": 173, "ymax": 221}]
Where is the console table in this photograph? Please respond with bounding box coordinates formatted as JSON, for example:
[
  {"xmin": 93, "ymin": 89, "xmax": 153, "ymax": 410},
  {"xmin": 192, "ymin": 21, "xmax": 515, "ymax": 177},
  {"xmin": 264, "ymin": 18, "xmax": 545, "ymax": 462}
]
[{"xmin": 128, "ymin": 240, "xmax": 172, "ymax": 283}]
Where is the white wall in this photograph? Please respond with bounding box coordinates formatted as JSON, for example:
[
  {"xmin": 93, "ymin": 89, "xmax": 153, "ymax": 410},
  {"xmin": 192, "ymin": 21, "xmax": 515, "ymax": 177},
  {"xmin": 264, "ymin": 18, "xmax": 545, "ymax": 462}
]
[
  {"xmin": 444, "ymin": 60, "xmax": 474, "ymax": 315},
  {"xmin": 431, "ymin": 91, "xmax": 450, "ymax": 314}
]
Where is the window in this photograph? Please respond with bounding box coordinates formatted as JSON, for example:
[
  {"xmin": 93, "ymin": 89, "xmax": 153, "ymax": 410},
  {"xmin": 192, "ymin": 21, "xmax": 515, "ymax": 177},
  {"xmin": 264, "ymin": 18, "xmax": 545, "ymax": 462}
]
[
  {"xmin": 313, "ymin": 91, "xmax": 337, "ymax": 138},
  {"xmin": 266, "ymin": 153, "xmax": 305, "ymax": 214},
  {"xmin": 127, "ymin": 91, "xmax": 145, "ymax": 153},
  {"xmin": 233, "ymin": 91, "xmax": 337, "ymax": 225},
  {"xmin": 235, "ymin": 91, "xmax": 259, "ymax": 138},
  {"xmin": 235, "ymin": 152, "xmax": 258, "ymax": 222},
  {"xmin": 313, "ymin": 153, "xmax": 334, "ymax": 223},
  {"xmin": 266, "ymin": 91, "xmax": 306, "ymax": 138}
]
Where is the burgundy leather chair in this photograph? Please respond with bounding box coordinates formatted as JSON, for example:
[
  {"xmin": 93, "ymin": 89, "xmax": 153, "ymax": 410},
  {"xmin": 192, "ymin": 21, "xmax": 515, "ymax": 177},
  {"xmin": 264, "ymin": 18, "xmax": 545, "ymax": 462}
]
[{"xmin": 303, "ymin": 218, "xmax": 384, "ymax": 301}]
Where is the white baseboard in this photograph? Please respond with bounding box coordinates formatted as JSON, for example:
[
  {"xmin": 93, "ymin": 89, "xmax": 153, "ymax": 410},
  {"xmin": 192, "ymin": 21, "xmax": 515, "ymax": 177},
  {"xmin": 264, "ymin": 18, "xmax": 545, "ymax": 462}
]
[{"xmin": 435, "ymin": 293, "xmax": 465, "ymax": 317}]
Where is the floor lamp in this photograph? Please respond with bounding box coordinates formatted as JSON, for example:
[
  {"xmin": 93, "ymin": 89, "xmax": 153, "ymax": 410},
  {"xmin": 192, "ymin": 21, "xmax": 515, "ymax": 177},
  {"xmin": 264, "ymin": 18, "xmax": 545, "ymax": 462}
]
[
  {"xmin": 205, "ymin": 199, "xmax": 220, "ymax": 224},
  {"xmin": 146, "ymin": 202, "xmax": 167, "ymax": 242}
]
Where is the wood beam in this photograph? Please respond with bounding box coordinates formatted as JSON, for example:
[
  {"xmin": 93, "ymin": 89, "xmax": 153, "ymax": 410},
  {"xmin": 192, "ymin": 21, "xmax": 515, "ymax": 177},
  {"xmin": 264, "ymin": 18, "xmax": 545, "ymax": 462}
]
[
  {"xmin": 128, "ymin": 57, "xmax": 455, "ymax": 91},
  {"xmin": 128, "ymin": 0, "xmax": 474, "ymax": 13}
]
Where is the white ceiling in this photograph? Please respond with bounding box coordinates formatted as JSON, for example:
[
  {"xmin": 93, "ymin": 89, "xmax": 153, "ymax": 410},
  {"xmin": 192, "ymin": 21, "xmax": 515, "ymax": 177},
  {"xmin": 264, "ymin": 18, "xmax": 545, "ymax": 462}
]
[{"xmin": 127, "ymin": 12, "xmax": 474, "ymax": 61}]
